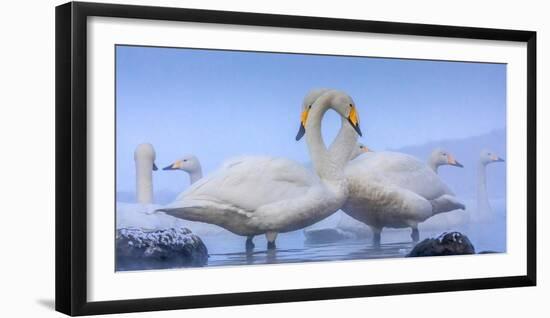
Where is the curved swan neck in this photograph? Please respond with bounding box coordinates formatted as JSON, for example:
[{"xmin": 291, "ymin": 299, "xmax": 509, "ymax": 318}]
[
  {"xmin": 306, "ymin": 91, "xmax": 358, "ymax": 182},
  {"xmin": 329, "ymin": 116, "xmax": 360, "ymax": 169},
  {"xmin": 305, "ymin": 101, "xmax": 330, "ymax": 180}
]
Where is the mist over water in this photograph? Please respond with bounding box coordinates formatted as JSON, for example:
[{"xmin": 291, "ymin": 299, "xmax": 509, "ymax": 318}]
[
  {"xmin": 115, "ymin": 45, "xmax": 507, "ymax": 270},
  {"xmin": 116, "ymin": 129, "xmax": 507, "ymax": 269}
]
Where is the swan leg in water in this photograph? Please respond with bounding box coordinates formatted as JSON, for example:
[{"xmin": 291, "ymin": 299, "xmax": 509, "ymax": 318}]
[
  {"xmin": 266, "ymin": 231, "xmax": 278, "ymax": 250},
  {"xmin": 371, "ymin": 227, "xmax": 382, "ymax": 247},
  {"xmin": 245, "ymin": 236, "xmax": 255, "ymax": 251},
  {"xmin": 410, "ymin": 225, "xmax": 420, "ymax": 242}
]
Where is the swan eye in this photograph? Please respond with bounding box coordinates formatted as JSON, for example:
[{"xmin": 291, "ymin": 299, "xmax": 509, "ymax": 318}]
[
  {"xmin": 308, "ymin": 104, "xmax": 312, "ymax": 109},
  {"xmin": 349, "ymin": 104, "xmax": 353, "ymax": 108},
  {"xmin": 183, "ymin": 159, "xmax": 188, "ymax": 162},
  {"xmin": 443, "ymin": 153, "xmax": 447, "ymax": 156}
]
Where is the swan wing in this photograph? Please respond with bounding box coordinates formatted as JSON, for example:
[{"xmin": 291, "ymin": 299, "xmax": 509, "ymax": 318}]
[
  {"xmin": 344, "ymin": 172, "xmax": 433, "ymax": 226},
  {"xmin": 166, "ymin": 156, "xmax": 318, "ymax": 215},
  {"xmin": 352, "ymin": 152, "xmax": 454, "ymax": 199}
]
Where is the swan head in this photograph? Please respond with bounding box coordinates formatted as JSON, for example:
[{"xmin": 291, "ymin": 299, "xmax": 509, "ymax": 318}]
[
  {"xmin": 296, "ymin": 89, "xmax": 362, "ymax": 140},
  {"xmin": 163, "ymin": 154, "xmax": 201, "ymax": 173},
  {"xmin": 431, "ymin": 148, "xmax": 463, "ymax": 168},
  {"xmin": 295, "ymin": 88, "xmax": 330, "ymax": 140},
  {"xmin": 349, "ymin": 143, "xmax": 372, "ymax": 160},
  {"xmin": 480, "ymin": 149, "xmax": 505, "ymax": 165},
  {"xmin": 134, "ymin": 143, "xmax": 158, "ymax": 171}
]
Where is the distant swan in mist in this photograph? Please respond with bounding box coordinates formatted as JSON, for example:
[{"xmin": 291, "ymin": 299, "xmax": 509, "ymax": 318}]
[
  {"xmin": 349, "ymin": 143, "xmax": 371, "ymax": 160},
  {"xmin": 157, "ymin": 90, "xmax": 363, "ymax": 251},
  {"xmin": 163, "ymin": 154, "xmax": 203, "ymax": 184},
  {"xmin": 342, "ymin": 151, "xmax": 465, "ymax": 246},
  {"xmin": 476, "ymin": 149, "xmax": 504, "ymax": 221},
  {"xmin": 117, "ymin": 143, "xmax": 181, "ymax": 230},
  {"xmin": 428, "ymin": 148, "xmax": 463, "ymax": 173}
]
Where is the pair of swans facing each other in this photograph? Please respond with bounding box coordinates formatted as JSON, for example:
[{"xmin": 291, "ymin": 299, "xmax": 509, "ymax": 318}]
[
  {"xmin": 158, "ymin": 90, "xmax": 363, "ymax": 251},
  {"xmin": 155, "ymin": 88, "xmax": 502, "ymax": 251},
  {"xmin": 119, "ymin": 144, "xmax": 218, "ymax": 234}
]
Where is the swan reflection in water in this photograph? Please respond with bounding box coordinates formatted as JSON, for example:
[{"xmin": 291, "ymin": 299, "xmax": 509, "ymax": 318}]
[{"xmin": 208, "ymin": 239, "xmax": 413, "ymax": 267}]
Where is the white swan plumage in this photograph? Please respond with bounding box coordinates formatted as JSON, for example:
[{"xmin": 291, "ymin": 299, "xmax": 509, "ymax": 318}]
[
  {"xmin": 428, "ymin": 148, "xmax": 463, "ymax": 173},
  {"xmin": 157, "ymin": 89, "xmax": 362, "ymax": 250},
  {"xmin": 163, "ymin": 154, "xmax": 203, "ymax": 184},
  {"xmin": 342, "ymin": 151, "xmax": 465, "ymax": 245},
  {"xmin": 116, "ymin": 143, "xmax": 183, "ymax": 231}
]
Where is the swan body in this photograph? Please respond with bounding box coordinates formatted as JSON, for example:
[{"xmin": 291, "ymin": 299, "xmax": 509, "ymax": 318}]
[
  {"xmin": 158, "ymin": 90, "xmax": 362, "ymax": 250},
  {"xmin": 342, "ymin": 151, "xmax": 465, "ymax": 244}
]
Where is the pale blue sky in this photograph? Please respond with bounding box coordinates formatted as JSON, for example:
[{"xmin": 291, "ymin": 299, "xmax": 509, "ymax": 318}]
[{"xmin": 116, "ymin": 45, "xmax": 506, "ymax": 194}]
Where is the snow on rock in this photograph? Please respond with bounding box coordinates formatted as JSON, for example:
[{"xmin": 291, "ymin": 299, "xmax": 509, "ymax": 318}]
[
  {"xmin": 116, "ymin": 227, "xmax": 208, "ymax": 270},
  {"xmin": 407, "ymin": 231, "xmax": 475, "ymax": 257}
]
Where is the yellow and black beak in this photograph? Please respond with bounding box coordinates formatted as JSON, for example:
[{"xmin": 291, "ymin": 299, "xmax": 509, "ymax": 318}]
[
  {"xmin": 347, "ymin": 107, "xmax": 362, "ymax": 137},
  {"xmin": 447, "ymin": 155, "xmax": 464, "ymax": 168},
  {"xmin": 295, "ymin": 109, "xmax": 309, "ymax": 141},
  {"xmin": 163, "ymin": 161, "xmax": 180, "ymax": 171},
  {"xmin": 153, "ymin": 163, "xmax": 158, "ymax": 171}
]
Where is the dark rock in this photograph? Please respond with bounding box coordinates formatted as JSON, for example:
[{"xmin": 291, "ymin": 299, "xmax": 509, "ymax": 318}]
[
  {"xmin": 304, "ymin": 228, "xmax": 355, "ymax": 244},
  {"xmin": 407, "ymin": 232, "xmax": 475, "ymax": 257},
  {"xmin": 116, "ymin": 227, "xmax": 208, "ymax": 270}
]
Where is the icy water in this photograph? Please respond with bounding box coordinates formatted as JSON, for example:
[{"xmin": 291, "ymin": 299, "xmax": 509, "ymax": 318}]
[
  {"xmin": 116, "ymin": 201, "xmax": 507, "ymax": 270},
  {"xmin": 201, "ymin": 212, "xmax": 506, "ymax": 267},
  {"xmin": 205, "ymin": 233, "xmax": 412, "ymax": 267}
]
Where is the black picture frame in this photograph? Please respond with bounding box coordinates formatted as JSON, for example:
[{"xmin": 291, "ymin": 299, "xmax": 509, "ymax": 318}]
[{"xmin": 55, "ymin": 1, "xmax": 537, "ymax": 316}]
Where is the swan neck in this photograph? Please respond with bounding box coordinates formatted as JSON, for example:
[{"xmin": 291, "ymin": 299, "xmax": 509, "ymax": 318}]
[
  {"xmin": 135, "ymin": 158, "xmax": 154, "ymax": 204},
  {"xmin": 188, "ymin": 169, "xmax": 203, "ymax": 185},
  {"xmin": 305, "ymin": 104, "xmax": 331, "ymax": 179},
  {"xmin": 477, "ymin": 162, "xmax": 490, "ymax": 215},
  {"xmin": 428, "ymin": 158, "xmax": 439, "ymax": 173},
  {"xmin": 329, "ymin": 116, "xmax": 359, "ymax": 169}
]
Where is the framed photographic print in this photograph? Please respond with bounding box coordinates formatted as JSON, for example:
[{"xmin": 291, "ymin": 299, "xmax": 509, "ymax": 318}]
[{"xmin": 55, "ymin": 1, "xmax": 536, "ymax": 316}]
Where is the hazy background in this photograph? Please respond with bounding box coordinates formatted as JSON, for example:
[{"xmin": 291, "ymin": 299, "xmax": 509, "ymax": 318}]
[{"xmin": 115, "ymin": 45, "xmax": 506, "ymax": 202}]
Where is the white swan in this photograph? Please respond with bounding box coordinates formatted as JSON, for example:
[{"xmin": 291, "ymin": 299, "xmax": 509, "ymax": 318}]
[
  {"xmin": 428, "ymin": 148, "xmax": 463, "ymax": 173},
  {"xmin": 163, "ymin": 154, "xmax": 203, "ymax": 184},
  {"xmin": 342, "ymin": 151, "xmax": 465, "ymax": 245},
  {"xmin": 157, "ymin": 90, "xmax": 362, "ymax": 250},
  {"xmin": 117, "ymin": 143, "xmax": 181, "ymax": 230},
  {"xmin": 476, "ymin": 149, "xmax": 504, "ymax": 221},
  {"xmin": 134, "ymin": 143, "xmax": 158, "ymax": 204},
  {"xmin": 350, "ymin": 143, "xmax": 371, "ymax": 160}
]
